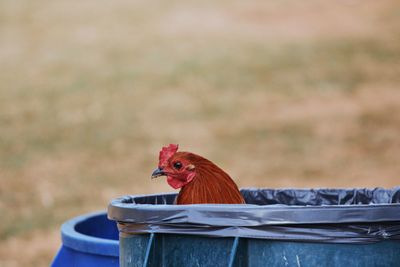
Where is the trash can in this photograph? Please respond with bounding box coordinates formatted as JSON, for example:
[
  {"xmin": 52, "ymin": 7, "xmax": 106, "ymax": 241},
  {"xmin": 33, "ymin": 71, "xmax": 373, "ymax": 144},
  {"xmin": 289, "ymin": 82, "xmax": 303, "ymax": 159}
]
[
  {"xmin": 108, "ymin": 187, "xmax": 400, "ymax": 267},
  {"xmin": 51, "ymin": 211, "xmax": 119, "ymax": 267}
]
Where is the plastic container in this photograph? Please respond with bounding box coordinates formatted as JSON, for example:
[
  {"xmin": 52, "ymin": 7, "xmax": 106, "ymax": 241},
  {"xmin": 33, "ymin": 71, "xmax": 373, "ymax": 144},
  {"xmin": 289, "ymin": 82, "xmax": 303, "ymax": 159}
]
[
  {"xmin": 51, "ymin": 211, "xmax": 119, "ymax": 267},
  {"xmin": 108, "ymin": 187, "xmax": 400, "ymax": 267}
]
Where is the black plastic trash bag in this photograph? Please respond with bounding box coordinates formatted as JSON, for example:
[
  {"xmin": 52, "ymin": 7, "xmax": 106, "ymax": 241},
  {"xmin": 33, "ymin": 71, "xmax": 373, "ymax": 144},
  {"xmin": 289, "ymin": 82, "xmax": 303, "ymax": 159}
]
[{"xmin": 108, "ymin": 187, "xmax": 400, "ymax": 243}]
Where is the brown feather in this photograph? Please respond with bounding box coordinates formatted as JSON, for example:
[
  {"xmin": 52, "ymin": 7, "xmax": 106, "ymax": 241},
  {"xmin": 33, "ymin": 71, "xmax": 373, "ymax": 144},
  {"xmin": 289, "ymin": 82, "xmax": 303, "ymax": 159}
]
[{"xmin": 176, "ymin": 153, "xmax": 245, "ymax": 204}]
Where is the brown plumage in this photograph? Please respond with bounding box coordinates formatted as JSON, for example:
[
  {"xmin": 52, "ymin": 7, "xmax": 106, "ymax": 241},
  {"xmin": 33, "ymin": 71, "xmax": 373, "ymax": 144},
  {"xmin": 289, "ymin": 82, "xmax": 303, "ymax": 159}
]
[{"xmin": 151, "ymin": 144, "xmax": 245, "ymax": 205}]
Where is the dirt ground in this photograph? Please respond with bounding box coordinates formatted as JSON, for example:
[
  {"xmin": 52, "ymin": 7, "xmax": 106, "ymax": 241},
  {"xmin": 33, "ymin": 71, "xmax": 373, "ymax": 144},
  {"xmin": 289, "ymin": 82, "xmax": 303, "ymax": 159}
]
[{"xmin": 1, "ymin": 0, "xmax": 400, "ymax": 266}]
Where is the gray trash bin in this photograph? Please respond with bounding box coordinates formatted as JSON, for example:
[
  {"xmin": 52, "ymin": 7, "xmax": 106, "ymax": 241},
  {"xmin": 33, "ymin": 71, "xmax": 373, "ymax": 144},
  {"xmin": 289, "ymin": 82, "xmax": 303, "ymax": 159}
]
[{"xmin": 108, "ymin": 187, "xmax": 400, "ymax": 267}]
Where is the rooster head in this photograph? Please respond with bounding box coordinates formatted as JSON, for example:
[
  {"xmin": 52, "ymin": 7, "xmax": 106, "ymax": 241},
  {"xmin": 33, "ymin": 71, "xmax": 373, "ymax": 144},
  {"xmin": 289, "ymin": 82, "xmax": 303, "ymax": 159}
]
[{"xmin": 151, "ymin": 144, "xmax": 196, "ymax": 189}]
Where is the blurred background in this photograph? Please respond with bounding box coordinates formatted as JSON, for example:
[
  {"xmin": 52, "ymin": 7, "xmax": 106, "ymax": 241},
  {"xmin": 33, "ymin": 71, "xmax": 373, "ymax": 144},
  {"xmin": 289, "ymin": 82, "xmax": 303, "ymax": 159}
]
[{"xmin": 1, "ymin": 0, "xmax": 400, "ymax": 266}]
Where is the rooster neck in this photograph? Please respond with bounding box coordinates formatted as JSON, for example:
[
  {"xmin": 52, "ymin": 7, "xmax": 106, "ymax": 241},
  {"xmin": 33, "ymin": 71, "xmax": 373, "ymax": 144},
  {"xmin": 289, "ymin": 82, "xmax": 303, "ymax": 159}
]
[{"xmin": 176, "ymin": 165, "xmax": 244, "ymax": 204}]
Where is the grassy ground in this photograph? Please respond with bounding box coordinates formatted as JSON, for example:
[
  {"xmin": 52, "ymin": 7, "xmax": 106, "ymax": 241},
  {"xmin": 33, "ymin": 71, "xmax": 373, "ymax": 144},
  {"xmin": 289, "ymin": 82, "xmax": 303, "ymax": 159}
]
[{"xmin": 1, "ymin": 0, "xmax": 400, "ymax": 266}]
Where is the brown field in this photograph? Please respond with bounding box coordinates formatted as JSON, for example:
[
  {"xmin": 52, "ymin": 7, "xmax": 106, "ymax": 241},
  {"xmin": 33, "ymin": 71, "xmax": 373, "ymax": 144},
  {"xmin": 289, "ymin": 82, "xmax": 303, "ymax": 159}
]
[{"xmin": 1, "ymin": 0, "xmax": 400, "ymax": 266}]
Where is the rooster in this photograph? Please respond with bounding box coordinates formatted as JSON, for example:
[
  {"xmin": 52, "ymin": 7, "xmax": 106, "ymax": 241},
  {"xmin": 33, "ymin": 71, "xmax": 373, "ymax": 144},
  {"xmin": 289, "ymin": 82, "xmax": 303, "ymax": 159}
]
[{"xmin": 151, "ymin": 144, "xmax": 245, "ymax": 204}]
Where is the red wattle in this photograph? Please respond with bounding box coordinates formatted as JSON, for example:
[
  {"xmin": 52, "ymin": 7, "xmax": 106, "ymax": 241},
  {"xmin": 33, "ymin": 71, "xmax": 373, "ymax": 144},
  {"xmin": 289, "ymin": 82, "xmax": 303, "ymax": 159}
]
[{"xmin": 167, "ymin": 176, "xmax": 186, "ymax": 189}]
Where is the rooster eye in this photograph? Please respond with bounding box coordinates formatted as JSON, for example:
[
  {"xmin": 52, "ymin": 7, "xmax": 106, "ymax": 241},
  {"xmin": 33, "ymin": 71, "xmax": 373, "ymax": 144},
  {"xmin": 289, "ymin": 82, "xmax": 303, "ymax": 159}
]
[{"xmin": 173, "ymin": 161, "xmax": 182, "ymax": 170}]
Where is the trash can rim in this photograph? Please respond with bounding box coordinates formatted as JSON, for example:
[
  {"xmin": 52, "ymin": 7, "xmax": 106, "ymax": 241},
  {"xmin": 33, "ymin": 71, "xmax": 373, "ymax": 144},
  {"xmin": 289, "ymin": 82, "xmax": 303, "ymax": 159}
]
[
  {"xmin": 108, "ymin": 187, "xmax": 400, "ymax": 226},
  {"xmin": 61, "ymin": 210, "xmax": 119, "ymax": 257}
]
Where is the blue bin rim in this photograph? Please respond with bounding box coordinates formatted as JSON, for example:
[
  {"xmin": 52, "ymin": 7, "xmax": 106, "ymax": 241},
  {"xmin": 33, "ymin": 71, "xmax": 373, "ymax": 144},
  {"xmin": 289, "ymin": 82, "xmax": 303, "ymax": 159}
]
[{"xmin": 61, "ymin": 211, "xmax": 119, "ymax": 257}]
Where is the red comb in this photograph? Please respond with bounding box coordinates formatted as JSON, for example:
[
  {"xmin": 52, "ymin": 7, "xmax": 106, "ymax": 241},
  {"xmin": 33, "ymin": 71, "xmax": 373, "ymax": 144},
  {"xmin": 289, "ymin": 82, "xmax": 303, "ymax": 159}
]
[{"xmin": 159, "ymin": 144, "xmax": 179, "ymax": 167}]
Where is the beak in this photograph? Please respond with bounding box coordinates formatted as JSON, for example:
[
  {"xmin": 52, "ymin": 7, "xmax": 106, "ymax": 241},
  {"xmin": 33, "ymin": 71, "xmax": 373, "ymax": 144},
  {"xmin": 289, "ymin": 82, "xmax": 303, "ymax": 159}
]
[{"xmin": 151, "ymin": 167, "xmax": 165, "ymax": 179}]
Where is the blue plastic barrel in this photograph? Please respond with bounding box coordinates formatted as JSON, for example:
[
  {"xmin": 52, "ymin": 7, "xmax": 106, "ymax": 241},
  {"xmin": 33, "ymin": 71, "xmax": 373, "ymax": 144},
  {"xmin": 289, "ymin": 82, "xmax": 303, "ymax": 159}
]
[{"xmin": 51, "ymin": 211, "xmax": 119, "ymax": 267}]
